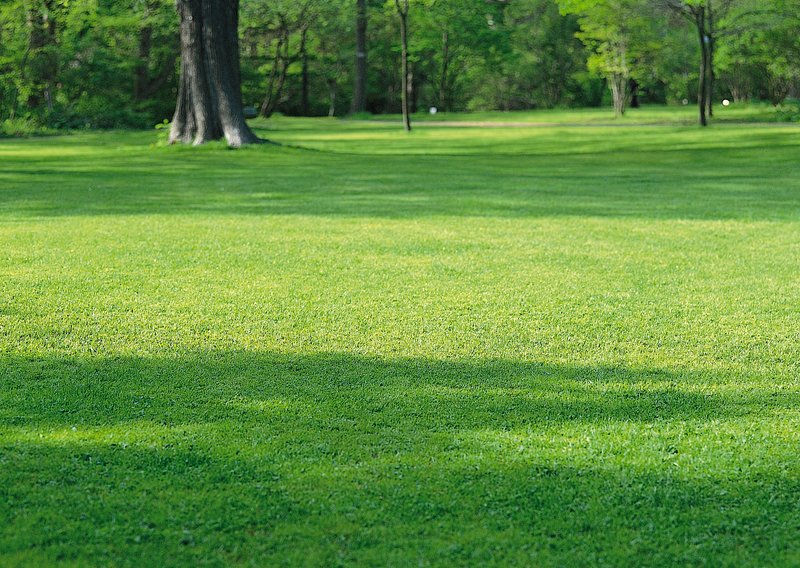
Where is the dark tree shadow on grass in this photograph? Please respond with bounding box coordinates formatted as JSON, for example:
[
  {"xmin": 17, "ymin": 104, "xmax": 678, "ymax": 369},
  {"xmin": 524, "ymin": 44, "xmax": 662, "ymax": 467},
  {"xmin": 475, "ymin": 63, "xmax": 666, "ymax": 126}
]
[
  {"xmin": 1, "ymin": 141, "xmax": 799, "ymax": 221},
  {"xmin": 1, "ymin": 351, "xmax": 799, "ymax": 565},
  {"xmin": 4, "ymin": 352, "xmax": 796, "ymax": 429}
]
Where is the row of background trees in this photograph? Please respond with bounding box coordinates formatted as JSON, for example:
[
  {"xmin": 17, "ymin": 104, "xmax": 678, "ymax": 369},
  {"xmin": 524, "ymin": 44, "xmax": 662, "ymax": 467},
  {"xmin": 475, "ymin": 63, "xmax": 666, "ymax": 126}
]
[{"xmin": 1, "ymin": 0, "xmax": 798, "ymax": 130}]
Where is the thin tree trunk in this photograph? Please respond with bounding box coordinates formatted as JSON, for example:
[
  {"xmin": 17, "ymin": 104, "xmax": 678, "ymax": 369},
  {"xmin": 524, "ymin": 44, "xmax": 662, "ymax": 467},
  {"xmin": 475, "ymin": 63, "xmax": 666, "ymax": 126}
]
[
  {"xmin": 300, "ymin": 26, "xmax": 310, "ymax": 116},
  {"xmin": 25, "ymin": 1, "xmax": 57, "ymax": 111},
  {"xmin": 275, "ymin": 36, "xmax": 291, "ymax": 110},
  {"xmin": 438, "ymin": 30, "xmax": 449, "ymax": 111},
  {"xmin": 135, "ymin": 24, "xmax": 152, "ymax": 101},
  {"xmin": 328, "ymin": 78, "xmax": 337, "ymax": 117},
  {"xmin": 606, "ymin": 41, "xmax": 628, "ymax": 117},
  {"xmin": 135, "ymin": 1, "xmax": 178, "ymax": 103},
  {"xmin": 395, "ymin": 0, "xmax": 411, "ymax": 132},
  {"xmin": 629, "ymin": 79, "xmax": 640, "ymax": 108},
  {"xmin": 170, "ymin": 0, "xmax": 260, "ymax": 147},
  {"xmin": 139, "ymin": 54, "xmax": 179, "ymax": 102},
  {"xmin": 706, "ymin": 0, "xmax": 715, "ymax": 118},
  {"xmin": 260, "ymin": 23, "xmax": 290, "ymax": 118},
  {"xmin": 411, "ymin": 66, "xmax": 418, "ymax": 114},
  {"xmin": 260, "ymin": 31, "xmax": 284, "ymax": 118},
  {"xmin": 351, "ymin": 0, "xmax": 368, "ymax": 113},
  {"xmin": 694, "ymin": 7, "xmax": 709, "ymax": 127},
  {"xmin": 610, "ymin": 73, "xmax": 627, "ymax": 117},
  {"xmin": 25, "ymin": 7, "xmax": 43, "ymax": 109},
  {"xmin": 664, "ymin": 2, "xmax": 710, "ymax": 127}
]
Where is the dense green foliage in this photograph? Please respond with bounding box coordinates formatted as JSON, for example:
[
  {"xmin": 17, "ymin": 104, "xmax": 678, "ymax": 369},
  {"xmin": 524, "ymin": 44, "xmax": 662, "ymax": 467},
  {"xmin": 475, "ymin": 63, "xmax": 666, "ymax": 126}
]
[
  {"xmin": 1, "ymin": 0, "xmax": 798, "ymax": 129},
  {"xmin": 1, "ymin": 110, "xmax": 799, "ymax": 565},
  {"xmin": 0, "ymin": 0, "xmax": 177, "ymax": 128}
]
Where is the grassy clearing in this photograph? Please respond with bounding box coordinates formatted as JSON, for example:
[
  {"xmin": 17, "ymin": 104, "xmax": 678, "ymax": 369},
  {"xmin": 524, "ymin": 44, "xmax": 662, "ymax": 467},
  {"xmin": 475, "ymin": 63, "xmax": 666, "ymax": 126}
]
[
  {"xmin": 347, "ymin": 101, "xmax": 799, "ymax": 125},
  {"xmin": 1, "ymin": 111, "xmax": 799, "ymax": 566}
]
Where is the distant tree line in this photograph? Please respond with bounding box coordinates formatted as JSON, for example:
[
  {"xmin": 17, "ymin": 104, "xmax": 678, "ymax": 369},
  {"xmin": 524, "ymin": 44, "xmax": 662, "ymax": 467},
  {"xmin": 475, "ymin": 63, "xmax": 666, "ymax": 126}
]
[{"xmin": 1, "ymin": 0, "xmax": 798, "ymax": 130}]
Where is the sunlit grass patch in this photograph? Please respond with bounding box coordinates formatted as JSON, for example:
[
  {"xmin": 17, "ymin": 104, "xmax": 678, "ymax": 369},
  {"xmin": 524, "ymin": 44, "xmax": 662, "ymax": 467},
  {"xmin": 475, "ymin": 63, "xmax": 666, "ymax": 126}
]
[{"xmin": 1, "ymin": 111, "xmax": 799, "ymax": 566}]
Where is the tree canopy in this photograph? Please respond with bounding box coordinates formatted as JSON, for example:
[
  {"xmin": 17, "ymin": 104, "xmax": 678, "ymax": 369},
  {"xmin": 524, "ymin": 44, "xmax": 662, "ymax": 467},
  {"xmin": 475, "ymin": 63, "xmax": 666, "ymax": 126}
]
[{"xmin": 0, "ymin": 0, "xmax": 797, "ymax": 130}]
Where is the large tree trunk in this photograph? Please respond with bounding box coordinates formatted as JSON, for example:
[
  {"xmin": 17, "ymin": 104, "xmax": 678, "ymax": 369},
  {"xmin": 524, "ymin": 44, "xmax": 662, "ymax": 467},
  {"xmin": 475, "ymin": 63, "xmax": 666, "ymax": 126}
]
[
  {"xmin": 169, "ymin": 0, "xmax": 260, "ymax": 147},
  {"xmin": 351, "ymin": 0, "xmax": 368, "ymax": 114},
  {"xmin": 395, "ymin": 0, "xmax": 411, "ymax": 132}
]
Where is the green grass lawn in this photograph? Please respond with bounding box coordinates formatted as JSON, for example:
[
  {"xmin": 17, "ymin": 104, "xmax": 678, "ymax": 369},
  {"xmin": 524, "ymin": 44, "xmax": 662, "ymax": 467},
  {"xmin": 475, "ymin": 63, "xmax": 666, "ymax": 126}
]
[
  {"xmin": 348, "ymin": 101, "xmax": 799, "ymax": 125},
  {"xmin": 1, "ymin": 111, "xmax": 799, "ymax": 566}
]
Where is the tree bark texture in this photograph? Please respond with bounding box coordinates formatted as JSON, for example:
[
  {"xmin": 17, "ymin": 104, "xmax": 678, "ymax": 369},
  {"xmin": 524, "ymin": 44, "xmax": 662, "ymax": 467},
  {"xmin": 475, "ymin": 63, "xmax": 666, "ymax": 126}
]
[
  {"xmin": 170, "ymin": 0, "xmax": 260, "ymax": 147},
  {"xmin": 351, "ymin": 0, "xmax": 368, "ymax": 113},
  {"xmin": 609, "ymin": 73, "xmax": 627, "ymax": 117}
]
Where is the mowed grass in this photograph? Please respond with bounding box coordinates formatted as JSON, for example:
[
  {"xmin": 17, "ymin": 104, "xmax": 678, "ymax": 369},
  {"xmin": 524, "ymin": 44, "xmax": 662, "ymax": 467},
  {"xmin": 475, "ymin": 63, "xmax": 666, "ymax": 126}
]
[
  {"xmin": 349, "ymin": 101, "xmax": 798, "ymax": 125},
  {"xmin": 1, "ymin": 112, "xmax": 799, "ymax": 566}
]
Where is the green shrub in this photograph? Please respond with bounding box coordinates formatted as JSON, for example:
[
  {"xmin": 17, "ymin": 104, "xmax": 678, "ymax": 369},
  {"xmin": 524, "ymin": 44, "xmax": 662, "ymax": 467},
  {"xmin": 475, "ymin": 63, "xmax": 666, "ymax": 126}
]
[{"xmin": 0, "ymin": 118, "xmax": 53, "ymax": 137}]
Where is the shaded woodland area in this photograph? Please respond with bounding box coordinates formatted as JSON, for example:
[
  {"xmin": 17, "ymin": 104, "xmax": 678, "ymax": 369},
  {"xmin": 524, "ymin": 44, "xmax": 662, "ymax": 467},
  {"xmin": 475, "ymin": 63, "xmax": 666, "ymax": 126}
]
[{"xmin": 1, "ymin": 0, "xmax": 799, "ymax": 131}]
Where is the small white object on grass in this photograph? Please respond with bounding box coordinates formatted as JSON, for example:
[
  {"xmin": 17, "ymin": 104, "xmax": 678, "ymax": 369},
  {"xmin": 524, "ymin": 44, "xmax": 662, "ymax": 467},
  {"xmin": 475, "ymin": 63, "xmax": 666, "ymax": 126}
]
[
  {"xmin": 429, "ymin": 107, "xmax": 438, "ymax": 115},
  {"xmin": 722, "ymin": 99, "xmax": 731, "ymax": 107},
  {"xmin": 682, "ymin": 98, "xmax": 689, "ymax": 105}
]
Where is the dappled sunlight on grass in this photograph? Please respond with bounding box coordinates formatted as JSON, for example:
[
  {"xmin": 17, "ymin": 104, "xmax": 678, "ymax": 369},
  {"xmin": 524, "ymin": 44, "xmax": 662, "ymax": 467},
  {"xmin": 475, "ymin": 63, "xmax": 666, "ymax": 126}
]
[
  {"xmin": 1, "ymin": 115, "xmax": 799, "ymax": 565},
  {"xmin": 1, "ymin": 122, "xmax": 799, "ymax": 220},
  {"xmin": 2, "ymin": 351, "xmax": 798, "ymax": 564},
  {"xmin": 259, "ymin": 123, "xmax": 800, "ymax": 157}
]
